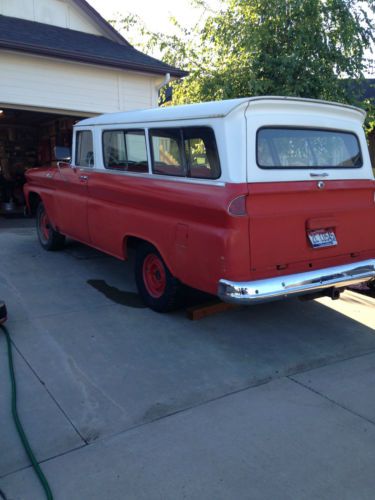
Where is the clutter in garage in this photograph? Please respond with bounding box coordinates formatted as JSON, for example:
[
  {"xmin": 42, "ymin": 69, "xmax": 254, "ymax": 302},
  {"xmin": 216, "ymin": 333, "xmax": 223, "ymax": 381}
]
[{"xmin": 0, "ymin": 109, "xmax": 78, "ymax": 216}]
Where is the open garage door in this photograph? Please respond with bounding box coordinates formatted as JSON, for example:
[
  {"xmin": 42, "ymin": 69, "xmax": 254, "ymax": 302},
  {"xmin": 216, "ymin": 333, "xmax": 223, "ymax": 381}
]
[{"xmin": 0, "ymin": 106, "xmax": 88, "ymax": 216}]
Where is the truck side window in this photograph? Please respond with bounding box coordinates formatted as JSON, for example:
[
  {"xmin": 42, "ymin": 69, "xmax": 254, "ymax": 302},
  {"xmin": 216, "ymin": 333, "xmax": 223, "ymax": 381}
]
[
  {"xmin": 76, "ymin": 130, "xmax": 94, "ymax": 167},
  {"xmin": 150, "ymin": 127, "xmax": 221, "ymax": 179},
  {"xmin": 150, "ymin": 129, "xmax": 185, "ymax": 177},
  {"xmin": 102, "ymin": 130, "xmax": 148, "ymax": 173},
  {"xmin": 183, "ymin": 127, "xmax": 221, "ymax": 179}
]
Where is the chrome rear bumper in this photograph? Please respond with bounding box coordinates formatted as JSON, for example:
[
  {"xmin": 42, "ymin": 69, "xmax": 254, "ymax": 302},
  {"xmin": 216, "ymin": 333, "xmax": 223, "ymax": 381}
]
[{"xmin": 218, "ymin": 259, "xmax": 375, "ymax": 304}]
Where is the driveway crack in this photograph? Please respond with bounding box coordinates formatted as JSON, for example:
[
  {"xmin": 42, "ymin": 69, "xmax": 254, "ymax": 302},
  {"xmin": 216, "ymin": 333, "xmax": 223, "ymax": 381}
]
[
  {"xmin": 288, "ymin": 375, "xmax": 375, "ymax": 427},
  {"xmin": 10, "ymin": 339, "xmax": 88, "ymax": 445}
]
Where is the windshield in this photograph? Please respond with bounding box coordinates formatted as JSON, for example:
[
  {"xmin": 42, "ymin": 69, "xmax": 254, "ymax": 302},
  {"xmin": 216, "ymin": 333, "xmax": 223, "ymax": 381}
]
[{"xmin": 257, "ymin": 128, "xmax": 362, "ymax": 169}]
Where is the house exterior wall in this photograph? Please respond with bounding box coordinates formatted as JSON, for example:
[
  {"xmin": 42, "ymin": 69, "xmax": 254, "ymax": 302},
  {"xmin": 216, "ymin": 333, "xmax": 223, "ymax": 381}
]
[
  {"xmin": 0, "ymin": 0, "xmax": 103, "ymax": 35},
  {"xmin": 0, "ymin": 51, "xmax": 160, "ymax": 115}
]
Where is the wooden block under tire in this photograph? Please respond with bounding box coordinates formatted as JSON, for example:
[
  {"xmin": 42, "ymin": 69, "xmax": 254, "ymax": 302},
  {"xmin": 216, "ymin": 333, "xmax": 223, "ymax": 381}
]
[{"xmin": 186, "ymin": 300, "xmax": 238, "ymax": 321}]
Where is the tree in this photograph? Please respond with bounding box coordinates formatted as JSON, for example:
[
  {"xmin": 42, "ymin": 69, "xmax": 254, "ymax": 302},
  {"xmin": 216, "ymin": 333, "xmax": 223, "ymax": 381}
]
[{"xmin": 115, "ymin": 0, "xmax": 375, "ymax": 115}]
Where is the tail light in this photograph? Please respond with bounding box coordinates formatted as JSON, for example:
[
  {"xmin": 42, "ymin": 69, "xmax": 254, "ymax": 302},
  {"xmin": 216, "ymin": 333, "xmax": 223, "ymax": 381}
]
[{"xmin": 228, "ymin": 195, "xmax": 248, "ymax": 216}]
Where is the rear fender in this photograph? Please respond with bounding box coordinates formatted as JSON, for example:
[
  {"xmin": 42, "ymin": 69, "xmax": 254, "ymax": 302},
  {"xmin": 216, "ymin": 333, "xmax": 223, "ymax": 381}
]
[{"xmin": 122, "ymin": 234, "xmax": 175, "ymax": 275}]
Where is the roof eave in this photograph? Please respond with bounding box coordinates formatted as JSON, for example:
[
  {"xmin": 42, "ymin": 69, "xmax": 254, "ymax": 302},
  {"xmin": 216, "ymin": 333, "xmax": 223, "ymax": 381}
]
[{"xmin": 0, "ymin": 41, "xmax": 188, "ymax": 78}]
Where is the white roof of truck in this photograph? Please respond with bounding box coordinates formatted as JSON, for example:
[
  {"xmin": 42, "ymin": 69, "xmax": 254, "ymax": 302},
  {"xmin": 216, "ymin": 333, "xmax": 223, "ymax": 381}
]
[{"xmin": 77, "ymin": 96, "xmax": 366, "ymax": 127}]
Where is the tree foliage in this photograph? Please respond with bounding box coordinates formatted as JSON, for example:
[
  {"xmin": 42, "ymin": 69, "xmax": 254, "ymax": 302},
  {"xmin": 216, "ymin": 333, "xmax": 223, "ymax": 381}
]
[{"xmin": 115, "ymin": 0, "xmax": 375, "ymax": 117}]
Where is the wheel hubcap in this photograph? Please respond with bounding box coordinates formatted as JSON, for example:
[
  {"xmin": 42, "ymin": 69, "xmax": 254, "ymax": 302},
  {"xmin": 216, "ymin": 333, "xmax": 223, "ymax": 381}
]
[{"xmin": 143, "ymin": 254, "xmax": 166, "ymax": 298}]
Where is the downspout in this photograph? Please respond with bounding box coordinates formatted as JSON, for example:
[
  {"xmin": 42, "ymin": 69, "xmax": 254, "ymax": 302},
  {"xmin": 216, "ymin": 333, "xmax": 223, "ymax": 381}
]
[{"xmin": 156, "ymin": 73, "xmax": 171, "ymax": 93}]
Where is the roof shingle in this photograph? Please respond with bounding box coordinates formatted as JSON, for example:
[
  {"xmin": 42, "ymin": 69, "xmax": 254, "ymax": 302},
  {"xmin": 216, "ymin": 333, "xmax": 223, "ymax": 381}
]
[{"xmin": 0, "ymin": 15, "xmax": 187, "ymax": 78}]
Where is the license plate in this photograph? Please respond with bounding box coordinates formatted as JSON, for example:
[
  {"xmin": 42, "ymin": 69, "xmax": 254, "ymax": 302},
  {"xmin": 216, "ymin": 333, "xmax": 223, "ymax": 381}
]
[{"xmin": 308, "ymin": 229, "xmax": 337, "ymax": 248}]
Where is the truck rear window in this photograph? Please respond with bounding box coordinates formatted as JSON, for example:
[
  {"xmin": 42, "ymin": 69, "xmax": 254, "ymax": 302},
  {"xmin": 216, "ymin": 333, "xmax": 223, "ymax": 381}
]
[{"xmin": 257, "ymin": 128, "xmax": 362, "ymax": 169}]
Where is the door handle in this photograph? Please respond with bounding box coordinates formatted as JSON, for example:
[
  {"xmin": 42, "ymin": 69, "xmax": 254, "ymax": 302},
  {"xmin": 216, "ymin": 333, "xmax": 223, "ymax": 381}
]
[
  {"xmin": 79, "ymin": 175, "xmax": 88, "ymax": 181},
  {"xmin": 310, "ymin": 172, "xmax": 329, "ymax": 177}
]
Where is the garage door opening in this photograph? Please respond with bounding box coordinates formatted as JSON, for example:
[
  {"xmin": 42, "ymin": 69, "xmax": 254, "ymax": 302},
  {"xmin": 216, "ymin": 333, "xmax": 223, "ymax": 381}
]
[{"xmin": 0, "ymin": 107, "xmax": 86, "ymax": 216}]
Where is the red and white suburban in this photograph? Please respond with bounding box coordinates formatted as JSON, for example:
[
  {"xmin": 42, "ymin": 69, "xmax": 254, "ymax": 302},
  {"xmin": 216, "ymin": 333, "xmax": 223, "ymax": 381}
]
[{"xmin": 24, "ymin": 97, "xmax": 375, "ymax": 311}]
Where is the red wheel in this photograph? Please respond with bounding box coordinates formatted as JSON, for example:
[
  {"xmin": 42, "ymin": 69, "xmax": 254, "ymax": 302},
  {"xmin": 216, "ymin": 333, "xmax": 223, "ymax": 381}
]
[
  {"xmin": 36, "ymin": 202, "xmax": 65, "ymax": 251},
  {"xmin": 135, "ymin": 243, "xmax": 181, "ymax": 312},
  {"xmin": 39, "ymin": 211, "xmax": 51, "ymax": 244},
  {"xmin": 142, "ymin": 254, "xmax": 167, "ymax": 298}
]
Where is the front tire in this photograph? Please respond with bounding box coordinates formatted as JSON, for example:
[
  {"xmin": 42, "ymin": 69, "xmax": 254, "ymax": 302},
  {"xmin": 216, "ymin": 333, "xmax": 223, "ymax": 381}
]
[
  {"xmin": 135, "ymin": 243, "xmax": 181, "ymax": 312},
  {"xmin": 36, "ymin": 202, "xmax": 65, "ymax": 251}
]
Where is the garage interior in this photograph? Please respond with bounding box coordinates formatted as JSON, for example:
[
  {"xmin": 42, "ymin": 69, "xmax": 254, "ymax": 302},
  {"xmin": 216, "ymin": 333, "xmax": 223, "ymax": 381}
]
[{"xmin": 0, "ymin": 107, "xmax": 84, "ymax": 216}]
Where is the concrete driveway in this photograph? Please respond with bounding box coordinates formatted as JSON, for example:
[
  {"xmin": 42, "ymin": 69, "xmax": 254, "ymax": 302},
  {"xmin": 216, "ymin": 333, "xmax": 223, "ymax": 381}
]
[{"xmin": 1, "ymin": 218, "xmax": 375, "ymax": 499}]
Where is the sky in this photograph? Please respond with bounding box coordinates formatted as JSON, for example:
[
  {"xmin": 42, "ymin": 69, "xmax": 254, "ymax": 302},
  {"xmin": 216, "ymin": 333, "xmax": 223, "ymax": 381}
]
[{"xmin": 86, "ymin": 0, "xmax": 217, "ymax": 39}]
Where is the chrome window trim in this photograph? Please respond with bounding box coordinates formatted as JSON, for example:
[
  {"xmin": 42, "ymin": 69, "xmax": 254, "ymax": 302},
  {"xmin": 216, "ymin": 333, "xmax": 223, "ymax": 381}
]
[
  {"xmin": 145, "ymin": 127, "xmax": 152, "ymax": 175},
  {"xmin": 77, "ymin": 166, "xmax": 226, "ymax": 186}
]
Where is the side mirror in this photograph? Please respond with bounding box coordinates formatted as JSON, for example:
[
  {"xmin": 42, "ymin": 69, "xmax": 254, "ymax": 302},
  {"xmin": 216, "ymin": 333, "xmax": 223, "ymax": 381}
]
[{"xmin": 54, "ymin": 146, "xmax": 71, "ymax": 163}]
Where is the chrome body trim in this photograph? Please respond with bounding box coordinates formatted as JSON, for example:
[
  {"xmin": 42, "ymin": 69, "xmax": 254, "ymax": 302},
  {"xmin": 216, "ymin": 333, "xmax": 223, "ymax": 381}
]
[
  {"xmin": 75, "ymin": 166, "xmax": 226, "ymax": 186},
  {"xmin": 218, "ymin": 259, "xmax": 375, "ymax": 304}
]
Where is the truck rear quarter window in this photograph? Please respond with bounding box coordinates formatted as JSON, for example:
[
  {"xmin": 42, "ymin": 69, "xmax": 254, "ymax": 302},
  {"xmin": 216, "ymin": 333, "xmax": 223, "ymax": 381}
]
[
  {"xmin": 150, "ymin": 128, "xmax": 185, "ymax": 176},
  {"xmin": 76, "ymin": 130, "xmax": 94, "ymax": 167},
  {"xmin": 150, "ymin": 127, "xmax": 221, "ymax": 179},
  {"xmin": 257, "ymin": 128, "xmax": 362, "ymax": 169},
  {"xmin": 102, "ymin": 130, "xmax": 148, "ymax": 173}
]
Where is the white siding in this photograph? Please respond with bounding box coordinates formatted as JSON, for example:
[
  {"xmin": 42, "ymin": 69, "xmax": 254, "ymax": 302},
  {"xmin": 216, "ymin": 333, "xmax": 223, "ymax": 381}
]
[
  {"xmin": 0, "ymin": 51, "xmax": 160, "ymax": 115},
  {"xmin": 0, "ymin": 0, "xmax": 104, "ymax": 36},
  {"xmin": 118, "ymin": 75, "xmax": 155, "ymax": 110}
]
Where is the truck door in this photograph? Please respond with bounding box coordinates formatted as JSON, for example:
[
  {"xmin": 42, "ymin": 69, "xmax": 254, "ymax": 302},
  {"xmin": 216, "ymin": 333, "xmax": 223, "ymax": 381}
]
[{"xmin": 53, "ymin": 130, "xmax": 93, "ymax": 243}]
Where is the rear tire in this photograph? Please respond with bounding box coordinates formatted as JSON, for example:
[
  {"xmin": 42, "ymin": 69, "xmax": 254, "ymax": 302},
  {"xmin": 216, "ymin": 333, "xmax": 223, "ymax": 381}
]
[
  {"xmin": 36, "ymin": 202, "xmax": 65, "ymax": 251},
  {"xmin": 135, "ymin": 243, "xmax": 181, "ymax": 312}
]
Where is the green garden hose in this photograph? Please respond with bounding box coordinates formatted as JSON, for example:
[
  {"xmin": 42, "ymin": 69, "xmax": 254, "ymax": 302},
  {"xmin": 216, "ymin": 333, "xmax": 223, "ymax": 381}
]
[{"xmin": 1, "ymin": 325, "xmax": 53, "ymax": 500}]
